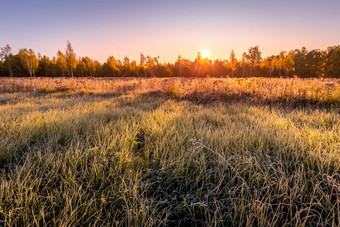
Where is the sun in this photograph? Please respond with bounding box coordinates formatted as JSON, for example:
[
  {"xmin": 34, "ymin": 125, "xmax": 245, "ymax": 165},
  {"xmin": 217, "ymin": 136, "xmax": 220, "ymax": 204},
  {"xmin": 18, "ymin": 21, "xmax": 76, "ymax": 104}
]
[{"xmin": 201, "ymin": 49, "xmax": 210, "ymax": 58}]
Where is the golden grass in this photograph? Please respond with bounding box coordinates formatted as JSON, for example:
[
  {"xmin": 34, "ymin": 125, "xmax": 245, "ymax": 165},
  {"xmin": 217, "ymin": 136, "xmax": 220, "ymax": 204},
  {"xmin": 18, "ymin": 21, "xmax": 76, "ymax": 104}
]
[
  {"xmin": 0, "ymin": 77, "xmax": 339, "ymax": 107},
  {"xmin": 0, "ymin": 77, "xmax": 339, "ymax": 226}
]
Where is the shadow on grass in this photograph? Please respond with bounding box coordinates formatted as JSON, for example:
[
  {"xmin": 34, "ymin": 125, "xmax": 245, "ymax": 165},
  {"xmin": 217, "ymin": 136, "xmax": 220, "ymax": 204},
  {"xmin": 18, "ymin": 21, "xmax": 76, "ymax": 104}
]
[
  {"xmin": 178, "ymin": 91, "xmax": 339, "ymax": 110},
  {"xmin": 52, "ymin": 87, "xmax": 340, "ymax": 110}
]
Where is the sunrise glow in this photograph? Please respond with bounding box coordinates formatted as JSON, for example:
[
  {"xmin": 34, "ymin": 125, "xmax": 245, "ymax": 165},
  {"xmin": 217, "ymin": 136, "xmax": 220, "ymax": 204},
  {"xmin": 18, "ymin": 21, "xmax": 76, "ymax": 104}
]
[{"xmin": 201, "ymin": 50, "xmax": 210, "ymax": 59}]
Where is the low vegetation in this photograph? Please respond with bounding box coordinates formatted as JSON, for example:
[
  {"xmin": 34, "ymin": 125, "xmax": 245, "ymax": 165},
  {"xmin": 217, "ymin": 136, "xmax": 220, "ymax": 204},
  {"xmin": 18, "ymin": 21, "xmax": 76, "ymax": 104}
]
[
  {"xmin": 0, "ymin": 77, "xmax": 339, "ymax": 106},
  {"xmin": 0, "ymin": 77, "xmax": 339, "ymax": 226}
]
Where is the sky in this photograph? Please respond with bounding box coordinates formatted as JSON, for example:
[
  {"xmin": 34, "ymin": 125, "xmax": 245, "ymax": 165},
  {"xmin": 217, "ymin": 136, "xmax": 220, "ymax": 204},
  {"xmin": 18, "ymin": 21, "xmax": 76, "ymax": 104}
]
[{"xmin": 1, "ymin": 0, "xmax": 340, "ymax": 63}]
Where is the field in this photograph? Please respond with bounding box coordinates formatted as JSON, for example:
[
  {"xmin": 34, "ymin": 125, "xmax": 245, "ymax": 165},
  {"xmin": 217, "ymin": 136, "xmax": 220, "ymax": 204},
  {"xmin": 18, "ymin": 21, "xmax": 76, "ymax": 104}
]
[{"xmin": 0, "ymin": 77, "xmax": 339, "ymax": 226}]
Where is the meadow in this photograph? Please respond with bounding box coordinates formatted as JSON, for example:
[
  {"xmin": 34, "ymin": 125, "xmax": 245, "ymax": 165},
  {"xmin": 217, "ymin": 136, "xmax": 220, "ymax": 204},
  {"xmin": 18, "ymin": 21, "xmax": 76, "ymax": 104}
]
[{"xmin": 0, "ymin": 77, "xmax": 339, "ymax": 226}]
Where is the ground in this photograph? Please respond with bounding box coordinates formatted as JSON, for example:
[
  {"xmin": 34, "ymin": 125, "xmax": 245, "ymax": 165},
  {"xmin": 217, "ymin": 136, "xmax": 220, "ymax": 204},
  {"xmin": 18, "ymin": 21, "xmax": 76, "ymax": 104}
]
[{"xmin": 0, "ymin": 77, "xmax": 339, "ymax": 226}]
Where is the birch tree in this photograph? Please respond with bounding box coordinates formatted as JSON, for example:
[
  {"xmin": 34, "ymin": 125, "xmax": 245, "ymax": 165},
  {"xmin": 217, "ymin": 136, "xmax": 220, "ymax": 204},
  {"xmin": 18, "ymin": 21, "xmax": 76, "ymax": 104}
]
[
  {"xmin": 0, "ymin": 44, "xmax": 14, "ymax": 77},
  {"xmin": 18, "ymin": 48, "xmax": 38, "ymax": 77},
  {"xmin": 65, "ymin": 40, "xmax": 77, "ymax": 77}
]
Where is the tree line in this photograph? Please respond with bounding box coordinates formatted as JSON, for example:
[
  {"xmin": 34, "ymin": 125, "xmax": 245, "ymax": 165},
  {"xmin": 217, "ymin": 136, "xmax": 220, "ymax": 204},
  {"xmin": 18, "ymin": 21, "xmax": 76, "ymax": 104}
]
[{"xmin": 0, "ymin": 41, "xmax": 339, "ymax": 78}]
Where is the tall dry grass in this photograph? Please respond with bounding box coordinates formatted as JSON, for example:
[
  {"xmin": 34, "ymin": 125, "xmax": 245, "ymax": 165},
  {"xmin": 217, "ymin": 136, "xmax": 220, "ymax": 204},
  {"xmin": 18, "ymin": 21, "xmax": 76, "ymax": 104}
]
[
  {"xmin": 0, "ymin": 77, "xmax": 339, "ymax": 226},
  {"xmin": 0, "ymin": 77, "xmax": 339, "ymax": 107}
]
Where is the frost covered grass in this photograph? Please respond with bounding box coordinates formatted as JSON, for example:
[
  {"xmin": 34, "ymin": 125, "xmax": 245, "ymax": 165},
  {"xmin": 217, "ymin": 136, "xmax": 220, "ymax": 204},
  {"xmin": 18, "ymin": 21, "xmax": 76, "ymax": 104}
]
[{"xmin": 0, "ymin": 78, "xmax": 339, "ymax": 226}]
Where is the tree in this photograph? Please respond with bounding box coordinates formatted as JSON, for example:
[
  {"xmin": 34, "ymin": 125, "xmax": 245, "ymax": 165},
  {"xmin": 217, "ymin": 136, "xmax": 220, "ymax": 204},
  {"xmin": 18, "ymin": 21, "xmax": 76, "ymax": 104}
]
[
  {"xmin": 0, "ymin": 60, "xmax": 4, "ymax": 77},
  {"xmin": 94, "ymin": 60, "xmax": 102, "ymax": 77},
  {"xmin": 241, "ymin": 52, "xmax": 248, "ymax": 77},
  {"xmin": 176, "ymin": 55, "xmax": 183, "ymax": 77},
  {"xmin": 130, "ymin": 60, "xmax": 138, "ymax": 77},
  {"xmin": 139, "ymin": 53, "xmax": 146, "ymax": 67},
  {"xmin": 121, "ymin": 56, "xmax": 131, "ymax": 77},
  {"xmin": 292, "ymin": 47, "xmax": 308, "ymax": 77},
  {"xmin": 260, "ymin": 57, "xmax": 271, "ymax": 77},
  {"xmin": 56, "ymin": 51, "xmax": 67, "ymax": 77},
  {"xmin": 247, "ymin": 46, "xmax": 262, "ymax": 76},
  {"xmin": 0, "ymin": 44, "xmax": 14, "ymax": 77},
  {"xmin": 277, "ymin": 51, "xmax": 287, "ymax": 77},
  {"xmin": 83, "ymin": 57, "xmax": 96, "ymax": 77},
  {"xmin": 193, "ymin": 52, "xmax": 202, "ymax": 77},
  {"xmin": 49, "ymin": 57, "xmax": 59, "ymax": 77},
  {"xmin": 324, "ymin": 46, "xmax": 340, "ymax": 78},
  {"xmin": 212, "ymin": 59, "xmax": 228, "ymax": 77},
  {"xmin": 229, "ymin": 50, "xmax": 238, "ymax": 77},
  {"xmin": 139, "ymin": 53, "xmax": 147, "ymax": 77},
  {"xmin": 18, "ymin": 48, "xmax": 39, "ymax": 77},
  {"xmin": 0, "ymin": 43, "xmax": 339, "ymax": 79},
  {"xmin": 65, "ymin": 40, "xmax": 77, "ymax": 77},
  {"xmin": 107, "ymin": 56, "xmax": 119, "ymax": 77},
  {"xmin": 247, "ymin": 46, "xmax": 262, "ymax": 64},
  {"xmin": 76, "ymin": 58, "xmax": 86, "ymax": 77},
  {"xmin": 37, "ymin": 55, "xmax": 51, "ymax": 77},
  {"xmin": 174, "ymin": 57, "xmax": 192, "ymax": 77},
  {"xmin": 147, "ymin": 56, "xmax": 160, "ymax": 76},
  {"xmin": 285, "ymin": 51, "xmax": 295, "ymax": 77},
  {"xmin": 123, "ymin": 56, "xmax": 131, "ymax": 67},
  {"xmin": 304, "ymin": 50, "xmax": 325, "ymax": 78},
  {"xmin": 270, "ymin": 57, "xmax": 278, "ymax": 77}
]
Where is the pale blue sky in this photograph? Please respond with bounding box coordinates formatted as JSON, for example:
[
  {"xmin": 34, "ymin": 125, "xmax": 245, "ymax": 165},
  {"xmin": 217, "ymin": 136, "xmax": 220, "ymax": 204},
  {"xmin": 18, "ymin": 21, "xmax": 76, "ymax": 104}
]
[{"xmin": 1, "ymin": 0, "xmax": 339, "ymax": 62}]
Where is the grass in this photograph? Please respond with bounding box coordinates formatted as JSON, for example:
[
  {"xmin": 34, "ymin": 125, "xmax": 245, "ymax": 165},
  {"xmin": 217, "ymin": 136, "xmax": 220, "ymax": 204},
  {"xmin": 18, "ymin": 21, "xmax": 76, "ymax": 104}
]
[{"xmin": 0, "ymin": 77, "xmax": 339, "ymax": 226}]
